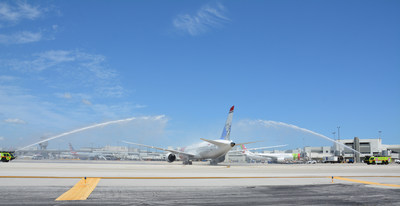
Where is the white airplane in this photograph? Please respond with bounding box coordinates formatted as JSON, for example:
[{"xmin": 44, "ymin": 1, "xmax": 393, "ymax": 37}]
[
  {"xmin": 239, "ymin": 145, "xmax": 301, "ymax": 163},
  {"xmin": 68, "ymin": 143, "xmax": 106, "ymax": 160},
  {"xmin": 124, "ymin": 105, "xmax": 253, "ymax": 165}
]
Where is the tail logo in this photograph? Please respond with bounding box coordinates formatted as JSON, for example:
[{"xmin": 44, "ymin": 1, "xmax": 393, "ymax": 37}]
[{"xmin": 220, "ymin": 106, "xmax": 234, "ymax": 140}]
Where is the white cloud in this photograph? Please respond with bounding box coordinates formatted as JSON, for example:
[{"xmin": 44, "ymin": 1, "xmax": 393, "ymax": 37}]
[
  {"xmin": 0, "ymin": 2, "xmax": 56, "ymax": 43},
  {"xmin": 0, "ymin": 31, "xmax": 42, "ymax": 44},
  {"xmin": 2, "ymin": 50, "xmax": 124, "ymax": 98},
  {"xmin": 96, "ymin": 86, "xmax": 124, "ymax": 98},
  {"xmin": 55, "ymin": 92, "xmax": 74, "ymax": 99},
  {"xmin": 0, "ymin": 1, "xmax": 41, "ymax": 23},
  {"xmin": 0, "ymin": 77, "xmax": 152, "ymax": 148},
  {"xmin": 63, "ymin": 93, "xmax": 72, "ymax": 99},
  {"xmin": 133, "ymin": 104, "xmax": 147, "ymax": 109},
  {"xmin": 82, "ymin": 99, "xmax": 92, "ymax": 105},
  {"xmin": 37, "ymin": 50, "xmax": 75, "ymax": 64},
  {"xmin": 75, "ymin": 52, "xmax": 116, "ymax": 79},
  {"xmin": 0, "ymin": 75, "xmax": 18, "ymax": 82},
  {"xmin": 4, "ymin": 118, "xmax": 26, "ymax": 124},
  {"xmin": 0, "ymin": 136, "xmax": 4, "ymax": 141},
  {"xmin": 3, "ymin": 50, "xmax": 73, "ymax": 72},
  {"xmin": 173, "ymin": 3, "xmax": 229, "ymax": 36},
  {"xmin": 0, "ymin": 85, "xmax": 123, "ymax": 126}
]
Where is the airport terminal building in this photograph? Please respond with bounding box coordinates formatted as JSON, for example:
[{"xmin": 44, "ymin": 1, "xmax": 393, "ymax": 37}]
[
  {"xmin": 338, "ymin": 138, "xmax": 400, "ymax": 159},
  {"xmin": 226, "ymin": 138, "xmax": 400, "ymax": 163},
  {"xmin": 293, "ymin": 138, "xmax": 400, "ymax": 162}
]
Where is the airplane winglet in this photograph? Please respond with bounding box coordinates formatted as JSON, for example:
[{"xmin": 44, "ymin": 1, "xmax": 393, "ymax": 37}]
[{"xmin": 230, "ymin": 106, "xmax": 234, "ymax": 113}]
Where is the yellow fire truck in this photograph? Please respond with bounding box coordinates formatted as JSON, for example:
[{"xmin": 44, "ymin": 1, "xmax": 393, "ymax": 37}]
[
  {"xmin": 364, "ymin": 155, "xmax": 391, "ymax": 165},
  {"xmin": 0, "ymin": 151, "xmax": 16, "ymax": 162}
]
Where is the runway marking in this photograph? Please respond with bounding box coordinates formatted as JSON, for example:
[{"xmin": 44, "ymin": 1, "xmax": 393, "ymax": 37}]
[
  {"xmin": 0, "ymin": 175, "xmax": 400, "ymax": 179},
  {"xmin": 55, "ymin": 177, "xmax": 100, "ymax": 201},
  {"xmin": 0, "ymin": 176, "xmax": 331, "ymax": 179},
  {"xmin": 335, "ymin": 177, "xmax": 400, "ymax": 188},
  {"xmin": 0, "ymin": 176, "xmax": 81, "ymax": 179},
  {"xmin": 100, "ymin": 176, "xmax": 333, "ymax": 179}
]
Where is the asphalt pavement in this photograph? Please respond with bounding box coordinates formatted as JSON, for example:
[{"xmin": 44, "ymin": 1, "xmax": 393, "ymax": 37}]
[
  {"xmin": 1, "ymin": 184, "xmax": 400, "ymax": 205},
  {"xmin": 1, "ymin": 160, "xmax": 400, "ymax": 205}
]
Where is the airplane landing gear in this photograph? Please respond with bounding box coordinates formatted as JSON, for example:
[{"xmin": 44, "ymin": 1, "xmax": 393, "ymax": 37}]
[
  {"xmin": 183, "ymin": 160, "xmax": 192, "ymax": 165},
  {"xmin": 210, "ymin": 160, "xmax": 218, "ymax": 165}
]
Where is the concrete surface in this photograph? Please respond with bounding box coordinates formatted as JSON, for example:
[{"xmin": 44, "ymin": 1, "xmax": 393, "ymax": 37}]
[{"xmin": 1, "ymin": 160, "xmax": 399, "ymax": 205}]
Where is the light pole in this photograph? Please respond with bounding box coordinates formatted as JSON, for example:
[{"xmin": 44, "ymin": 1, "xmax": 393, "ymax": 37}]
[
  {"xmin": 337, "ymin": 126, "xmax": 341, "ymax": 155},
  {"xmin": 332, "ymin": 132, "xmax": 337, "ymax": 154}
]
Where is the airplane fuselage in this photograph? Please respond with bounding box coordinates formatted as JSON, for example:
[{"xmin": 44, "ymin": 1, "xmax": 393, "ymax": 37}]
[
  {"xmin": 182, "ymin": 140, "xmax": 234, "ymax": 160},
  {"xmin": 245, "ymin": 151, "xmax": 300, "ymax": 163}
]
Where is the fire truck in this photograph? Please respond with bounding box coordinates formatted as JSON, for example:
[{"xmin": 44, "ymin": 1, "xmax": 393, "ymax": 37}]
[
  {"xmin": 364, "ymin": 155, "xmax": 391, "ymax": 165},
  {"xmin": 0, "ymin": 151, "xmax": 16, "ymax": 162}
]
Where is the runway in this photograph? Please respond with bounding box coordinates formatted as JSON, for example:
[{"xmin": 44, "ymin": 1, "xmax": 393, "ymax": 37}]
[{"xmin": 1, "ymin": 160, "xmax": 400, "ymax": 205}]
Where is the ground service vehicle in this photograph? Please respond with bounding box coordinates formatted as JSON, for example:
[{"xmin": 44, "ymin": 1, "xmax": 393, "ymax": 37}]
[
  {"xmin": 1, "ymin": 151, "xmax": 16, "ymax": 162},
  {"xmin": 364, "ymin": 156, "xmax": 391, "ymax": 165},
  {"xmin": 323, "ymin": 156, "xmax": 344, "ymax": 163}
]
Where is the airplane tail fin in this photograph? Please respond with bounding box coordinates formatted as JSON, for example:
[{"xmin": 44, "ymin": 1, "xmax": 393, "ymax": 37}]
[
  {"xmin": 69, "ymin": 143, "xmax": 77, "ymax": 155},
  {"xmin": 220, "ymin": 105, "xmax": 234, "ymax": 140},
  {"xmin": 240, "ymin": 145, "xmax": 248, "ymax": 154}
]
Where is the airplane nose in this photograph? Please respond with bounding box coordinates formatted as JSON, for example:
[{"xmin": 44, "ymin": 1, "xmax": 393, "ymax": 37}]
[{"xmin": 230, "ymin": 142, "xmax": 236, "ymax": 147}]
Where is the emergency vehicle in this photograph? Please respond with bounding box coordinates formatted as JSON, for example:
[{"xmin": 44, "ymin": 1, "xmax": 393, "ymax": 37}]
[
  {"xmin": 0, "ymin": 151, "xmax": 16, "ymax": 162},
  {"xmin": 364, "ymin": 155, "xmax": 391, "ymax": 165}
]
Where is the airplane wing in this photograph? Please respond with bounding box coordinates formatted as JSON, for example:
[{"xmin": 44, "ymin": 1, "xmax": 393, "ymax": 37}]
[
  {"xmin": 228, "ymin": 150, "xmax": 245, "ymax": 154},
  {"xmin": 122, "ymin": 141, "xmax": 195, "ymax": 157},
  {"xmin": 254, "ymin": 154, "xmax": 278, "ymax": 160},
  {"xmin": 245, "ymin": 144, "xmax": 288, "ymax": 151},
  {"xmin": 234, "ymin": 141, "xmax": 263, "ymax": 146}
]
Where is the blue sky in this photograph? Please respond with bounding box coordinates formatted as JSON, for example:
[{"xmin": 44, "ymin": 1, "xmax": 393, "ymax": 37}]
[{"xmin": 1, "ymin": 1, "xmax": 399, "ymax": 150}]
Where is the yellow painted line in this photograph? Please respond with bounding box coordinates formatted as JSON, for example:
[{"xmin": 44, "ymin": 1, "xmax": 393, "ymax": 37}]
[
  {"xmin": 0, "ymin": 175, "xmax": 400, "ymax": 179},
  {"xmin": 0, "ymin": 176, "xmax": 331, "ymax": 179},
  {"xmin": 55, "ymin": 178, "xmax": 100, "ymax": 201},
  {"xmin": 99, "ymin": 176, "xmax": 332, "ymax": 179},
  {"xmin": 0, "ymin": 176, "xmax": 81, "ymax": 179},
  {"xmin": 336, "ymin": 176, "xmax": 400, "ymax": 178},
  {"xmin": 335, "ymin": 177, "xmax": 400, "ymax": 188}
]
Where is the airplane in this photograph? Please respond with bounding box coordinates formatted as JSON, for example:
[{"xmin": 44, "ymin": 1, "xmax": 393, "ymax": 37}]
[
  {"xmin": 239, "ymin": 144, "xmax": 301, "ymax": 163},
  {"xmin": 124, "ymin": 105, "xmax": 254, "ymax": 165},
  {"xmin": 68, "ymin": 143, "xmax": 106, "ymax": 160}
]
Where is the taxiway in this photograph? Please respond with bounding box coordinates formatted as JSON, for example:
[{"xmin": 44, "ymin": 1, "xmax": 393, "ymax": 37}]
[{"xmin": 1, "ymin": 160, "xmax": 399, "ymax": 205}]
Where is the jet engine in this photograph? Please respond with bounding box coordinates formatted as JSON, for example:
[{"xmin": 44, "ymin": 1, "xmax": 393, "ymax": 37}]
[
  {"xmin": 216, "ymin": 155, "xmax": 225, "ymax": 163},
  {"xmin": 166, "ymin": 153, "xmax": 176, "ymax": 163},
  {"xmin": 210, "ymin": 155, "xmax": 226, "ymax": 165}
]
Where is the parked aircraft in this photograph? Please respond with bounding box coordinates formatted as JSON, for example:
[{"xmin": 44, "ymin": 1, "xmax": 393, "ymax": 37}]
[
  {"xmin": 240, "ymin": 145, "xmax": 300, "ymax": 163},
  {"xmin": 69, "ymin": 143, "xmax": 106, "ymax": 160},
  {"xmin": 124, "ymin": 106, "xmax": 254, "ymax": 165}
]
